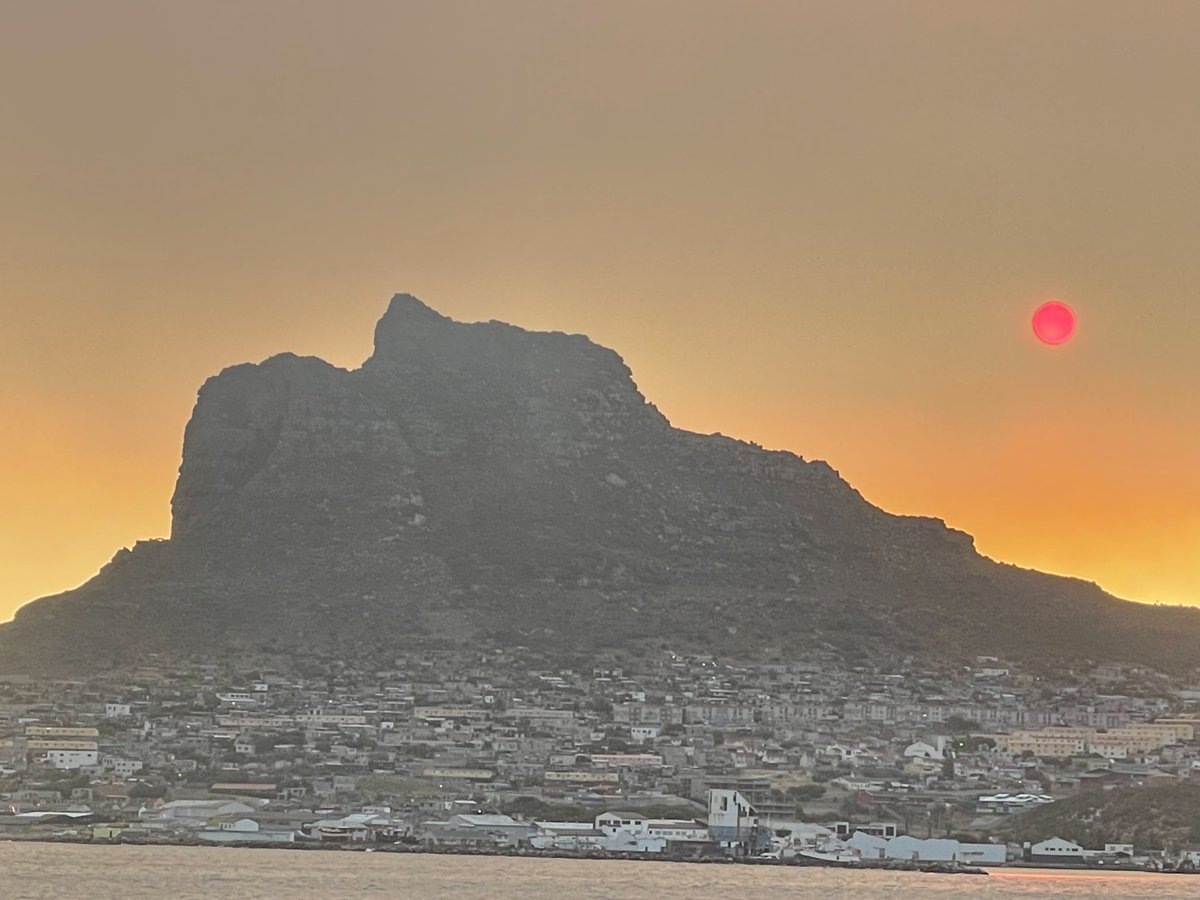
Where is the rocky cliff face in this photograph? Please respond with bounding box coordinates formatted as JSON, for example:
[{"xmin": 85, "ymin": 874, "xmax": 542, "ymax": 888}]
[{"xmin": 4, "ymin": 294, "xmax": 1199, "ymax": 673}]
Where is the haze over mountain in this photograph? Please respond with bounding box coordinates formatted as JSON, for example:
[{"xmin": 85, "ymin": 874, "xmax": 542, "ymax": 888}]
[{"xmin": 3, "ymin": 294, "xmax": 1198, "ymax": 674}]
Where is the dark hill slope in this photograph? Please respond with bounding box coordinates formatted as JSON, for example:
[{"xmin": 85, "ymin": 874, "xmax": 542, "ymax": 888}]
[
  {"xmin": 3, "ymin": 294, "xmax": 1199, "ymax": 673},
  {"xmin": 1003, "ymin": 784, "xmax": 1200, "ymax": 850}
]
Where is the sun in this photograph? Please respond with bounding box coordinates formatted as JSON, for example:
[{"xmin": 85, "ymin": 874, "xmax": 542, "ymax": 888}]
[{"xmin": 1032, "ymin": 300, "xmax": 1076, "ymax": 345}]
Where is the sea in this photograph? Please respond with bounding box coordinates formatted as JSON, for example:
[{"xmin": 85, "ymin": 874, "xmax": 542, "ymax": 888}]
[{"xmin": 0, "ymin": 844, "xmax": 1195, "ymax": 899}]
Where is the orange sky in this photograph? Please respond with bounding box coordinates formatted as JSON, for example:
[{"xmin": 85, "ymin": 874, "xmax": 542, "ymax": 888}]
[{"xmin": 2, "ymin": 1, "xmax": 1198, "ymax": 622}]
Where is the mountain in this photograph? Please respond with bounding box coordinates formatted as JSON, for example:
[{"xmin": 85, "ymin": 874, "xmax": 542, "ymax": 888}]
[{"xmin": 3, "ymin": 293, "xmax": 1199, "ymax": 674}]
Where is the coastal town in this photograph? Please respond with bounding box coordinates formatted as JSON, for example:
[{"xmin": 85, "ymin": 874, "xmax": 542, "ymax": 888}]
[{"xmin": 4, "ymin": 647, "xmax": 1200, "ymax": 871}]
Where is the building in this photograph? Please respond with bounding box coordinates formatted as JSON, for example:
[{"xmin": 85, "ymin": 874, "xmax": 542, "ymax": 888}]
[
  {"xmin": 209, "ymin": 783, "xmax": 278, "ymax": 797},
  {"xmin": 24, "ymin": 726, "xmax": 100, "ymax": 739},
  {"xmin": 594, "ymin": 813, "xmax": 668, "ymax": 853},
  {"xmin": 845, "ymin": 832, "xmax": 1007, "ymax": 865},
  {"xmin": 596, "ymin": 811, "xmax": 647, "ymax": 835},
  {"xmin": 198, "ymin": 818, "xmax": 295, "ymax": 844},
  {"xmin": 306, "ymin": 812, "xmax": 398, "ymax": 842},
  {"xmin": 706, "ymin": 789, "xmax": 768, "ymax": 854},
  {"xmin": 530, "ymin": 821, "xmax": 607, "ymax": 851},
  {"xmin": 103, "ymin": 756, "xmax": 144, "ymax": 777},
  {"xmin": 903, "ymin": 739, "xmax": 946, "ymax": 760},
  {"xmin": 420, "ymin": 767, "xmax": 494, "ymax": 782},
  {"xmin": 142, "ymin": 799, "xmax": 256, "ymax": 823},
  {"xmin": 975, "ymin": 793, "xmax": 1054, "ymax": 815},
  {"xmin": 544, "ymin": 770, "xmax": 619, "ymax": 785},
  {"xmin": 420, "ymin": 814, "xmax": 533, "ymax": 848},
  {"xmin": 996, "ymin": 726, "xmax": 1189, "ymax": 759},
  {"xmin": 27, "ymin": 740, "xmax": 99, "ymax": 770},
  {"xmin": 1030, "ymin": 837, "xmax": 1085, "ymax": 863},
  {"xmin": 589, "ymin": 754, "xmax": 664, "ymax": 769},
  {"xmin": 829, "ymin": 821, "xmax": 898, "ymax": 839},
  {"xmin": 995, "ymin": 732, "xmax": 1086, "ymax": 758}
]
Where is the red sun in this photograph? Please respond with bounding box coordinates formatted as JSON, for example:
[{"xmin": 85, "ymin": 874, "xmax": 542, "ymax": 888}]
[{"xmin": 1032, "ymin": 300, "xmax": 1076, "ymax": 345}]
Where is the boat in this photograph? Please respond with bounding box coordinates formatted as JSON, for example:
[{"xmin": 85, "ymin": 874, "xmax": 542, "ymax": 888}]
[
  {"xmin": 796, "ymin": 849, "xmax": 862, "ymax": 867},
  {"xmin": 916, "ymin": 862, "xmax": 989, "ymax": 876}
]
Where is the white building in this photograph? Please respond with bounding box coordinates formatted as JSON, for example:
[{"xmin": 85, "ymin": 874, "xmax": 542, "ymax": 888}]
[
  {"xmin": 533, "ymin": 813, "xmax": 707, "ymax": 854},
  {"xmin": 707, "ymin": 789, "xmax": 768, "ymax": 853},
  {"xmin": 420, "ymin": 813, "xmax": 532, "ymax": 847},
  {"xmin": 600, "ymin": 829, "xmax": 666, "ymax": 853},
  {"xmin": 198, "ymin": 818, "xmax": 295, "ymax": 844},
  {"xmin": 646, "ymin": 819, "xmax": 709, "ymax": 843},
  {"xmin": 589, "ymin": 753, "xmax": 663, "ymax": 769},
  {"xmin": 39, "ymin": 748, "xmax": 99, "ymax": 770},
  {"xmin": 903, "ymin": 738, "xmax": 946, "ymax": 760},
  {"xmin": 216, "ymin": 693, "xmax": 259, "ymax": 708},
  {"xmin": 1030, "ymin": 837, "xmax": 1085, "ymax": 862},
  {"xmin": 596, "ymin": 811, "xmax": 646, "ymax": 835},
  {"xmin": 143, "ymin": 799, "xmax": 256, "ymax": 822},
  {"xmin": 102, "ymin": 756, "xmax": 144, "ymax": 777},
  {"xmin": 594, "ymin": 810, "xmax": 666, "ymax": 850},
  {"xmin": 830, "ymin": 776, "xmax": 886, "ymax": 792},
  {"xmin": 1090, "ymin": 843, "xmax": 1134, "ymax": 859},
  {"xmin": 768, "ymin": 821, "xmax": 836, "ymax": 852},
  {"xmin": 976, "ymin": 793, "xmax": 1054, "ymax": 815},
  {"xmin": 530, "ymin": 821, "xmax": 607, "ymax": 851},
  {"xmin": 309, "ymin": 812, "xmax": 394, "ymax": 842},
  {"xmin": 844, "ymin": 832, "xmax": 1006, "ymax": 865},
  {"xmin": 294, "ymin": 712, "xmax": 367, "ymax": 725}
]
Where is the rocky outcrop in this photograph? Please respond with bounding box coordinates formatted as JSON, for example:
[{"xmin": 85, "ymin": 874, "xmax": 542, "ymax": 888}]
[{"xmin": 3, "ymin": 293, "xmax": 1199, "ymax": 673}]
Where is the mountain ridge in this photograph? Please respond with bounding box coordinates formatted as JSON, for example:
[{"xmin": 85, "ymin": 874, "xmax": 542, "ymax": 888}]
[{"xmin": 3, "ymin": 293, "xmax": 1198, "ymax": 674}]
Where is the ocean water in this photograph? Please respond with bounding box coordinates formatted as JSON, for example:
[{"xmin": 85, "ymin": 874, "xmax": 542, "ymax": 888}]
[{"xmin": 0, "ymin": 844, "xmax": 1195, "ymax": 899}]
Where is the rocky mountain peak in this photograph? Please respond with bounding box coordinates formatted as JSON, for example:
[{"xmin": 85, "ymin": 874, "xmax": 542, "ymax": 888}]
[
  {"xmin": 3, "ymin": 292, "xmax": 1200, "ymax": 675},
  {"xmin": 370, "ymin": 292, "xmax": 452, "ymax": 354}
]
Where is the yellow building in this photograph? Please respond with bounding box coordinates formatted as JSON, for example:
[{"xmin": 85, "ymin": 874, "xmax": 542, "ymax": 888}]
[
  {"xmin": 996, "ymin": 724, "xmax": 1185, "ymax": 758},
  {"xmin": 544, "ymin": 771, "xmax": 620, "ymax": 784},
  {"xmin": 996, "ymin": 733, "xmax": 1086, "ymax": 757},
  {"xmin": 25, "ymin": 726, "xmax": 99, "ymax": 738}
]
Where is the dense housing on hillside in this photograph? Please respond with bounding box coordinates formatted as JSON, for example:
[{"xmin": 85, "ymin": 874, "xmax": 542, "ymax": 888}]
[{"xmin": 4, "ymin": 648, "xmax": 1200, "ymax": 864}]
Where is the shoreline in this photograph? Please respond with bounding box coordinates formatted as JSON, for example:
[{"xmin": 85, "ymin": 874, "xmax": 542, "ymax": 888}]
[
  {"xmin": 7, "ymin": 834, "xmax": 1198, "ymax": 876},
  {"xmin": 0, "ymin": 833, "xmax": 976, "ymax": 870}
]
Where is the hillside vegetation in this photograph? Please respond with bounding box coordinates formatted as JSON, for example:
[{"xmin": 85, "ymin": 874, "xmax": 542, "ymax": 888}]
[{"xmin": 1003, "ymin": 784, "xmax": 1200, "ymax": 850}]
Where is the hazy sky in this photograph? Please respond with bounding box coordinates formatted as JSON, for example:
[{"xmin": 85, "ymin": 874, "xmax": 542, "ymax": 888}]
[{"xmin": 2, "ymin": 0, "xmax": 1198, "ymax": 622}]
